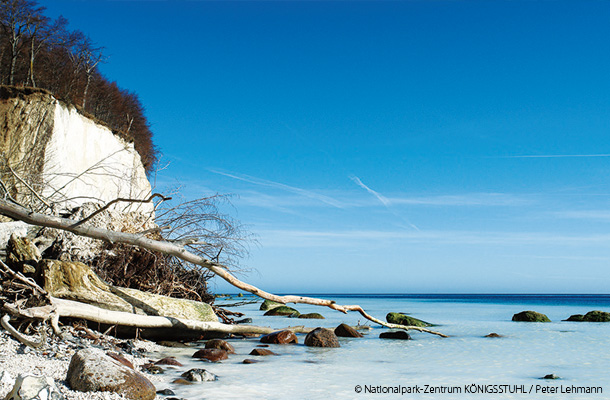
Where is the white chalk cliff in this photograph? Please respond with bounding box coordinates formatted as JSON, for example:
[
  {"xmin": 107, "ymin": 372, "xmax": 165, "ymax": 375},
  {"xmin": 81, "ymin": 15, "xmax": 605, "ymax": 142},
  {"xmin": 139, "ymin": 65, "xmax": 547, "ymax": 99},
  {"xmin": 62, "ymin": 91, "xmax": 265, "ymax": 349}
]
[{"xmin": 0, "ymin": 87, "xmax": 152, "ymax": 213}]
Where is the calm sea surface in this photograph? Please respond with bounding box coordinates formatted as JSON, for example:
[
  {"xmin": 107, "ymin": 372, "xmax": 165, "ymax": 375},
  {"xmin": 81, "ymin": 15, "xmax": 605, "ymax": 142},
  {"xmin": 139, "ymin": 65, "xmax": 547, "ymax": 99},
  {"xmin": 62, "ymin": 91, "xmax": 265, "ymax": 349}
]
[{"xmin": 150, "ymin": 294, "xmax": 610, "ymax": 400}]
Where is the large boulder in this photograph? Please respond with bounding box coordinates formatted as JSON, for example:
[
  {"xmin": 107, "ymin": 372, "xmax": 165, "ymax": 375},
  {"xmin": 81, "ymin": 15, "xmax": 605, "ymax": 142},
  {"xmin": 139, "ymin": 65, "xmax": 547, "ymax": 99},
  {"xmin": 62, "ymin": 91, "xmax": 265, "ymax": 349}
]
[
  {"xmin": 386, "ymin": 312, "xmax": 433, "ymax": 327},
  {"xmin": 66, "ymin": 348, "xmax": 156, "ymax": 400},
  {"xmin": 4, "ymin": 374, "xmax": 64, "ymax": 400},
  {"xmin": 565, "ymin": 310, "xmax": 610, "ymax": 322},
  {"xmin": 192, "ymin": 349, "xmax": 228, "ymax": 362},
  {"xmin": 40, "ymin": 260, "xmax": 216, "ymax": 321},
  {"xmin": 304, "ymin": 327, "xmax": 340, "ymax": 348},
  {"xmin": 512, "ymin": 311, "xmax": 551, "ymax": 322}
]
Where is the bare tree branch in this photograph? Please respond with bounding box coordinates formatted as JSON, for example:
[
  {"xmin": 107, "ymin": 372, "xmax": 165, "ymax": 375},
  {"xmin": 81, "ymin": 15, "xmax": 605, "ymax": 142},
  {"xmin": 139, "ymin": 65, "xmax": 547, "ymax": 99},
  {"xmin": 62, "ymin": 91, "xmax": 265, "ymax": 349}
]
[{"xmin": 0, "ymin": 198, "xmax": 448, "ymax": 337}]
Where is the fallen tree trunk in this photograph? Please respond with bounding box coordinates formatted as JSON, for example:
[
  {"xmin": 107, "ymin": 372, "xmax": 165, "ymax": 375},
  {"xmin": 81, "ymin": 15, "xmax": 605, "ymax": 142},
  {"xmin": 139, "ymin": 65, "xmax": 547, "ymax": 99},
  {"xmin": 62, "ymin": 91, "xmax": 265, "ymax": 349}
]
[
  {"xmin": 0, "ymin": 198, "xmax": 448, "ymax": 338},
  {"xmin": 53, "ymin": 297, "xmax": 312, "ymax": 335}
]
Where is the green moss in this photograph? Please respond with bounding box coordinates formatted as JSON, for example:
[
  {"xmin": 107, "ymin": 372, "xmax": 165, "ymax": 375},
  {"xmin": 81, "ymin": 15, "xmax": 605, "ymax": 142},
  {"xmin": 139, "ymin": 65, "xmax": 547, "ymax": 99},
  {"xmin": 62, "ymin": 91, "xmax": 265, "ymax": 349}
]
[
  {"xmin": 386, "ymin": 312, "xmax": 433, "ymax": 327},
  {"xmin": 259, "ymin": 299, "xmax": 283, "ymax": 311},
  {"xmin": 512, "ymin": 311, "xmax": 551, "ymax": 322},
  {"xmin": 566, "ymin": 310, "xmax": 610, "ymax": 322},
  {"xmin": 264, "ymin": 306, "xmax": 300, "ymax": 317},
  {"xmin": 298, "ymin": 313, "xmax": 325, "ymax": 319}
]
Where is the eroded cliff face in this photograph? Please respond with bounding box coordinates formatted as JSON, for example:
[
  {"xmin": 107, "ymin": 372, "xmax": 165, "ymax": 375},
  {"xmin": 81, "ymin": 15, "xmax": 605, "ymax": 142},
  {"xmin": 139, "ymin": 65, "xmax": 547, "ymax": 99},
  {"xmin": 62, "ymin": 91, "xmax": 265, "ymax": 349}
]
[{"xmin": 0, "ymin": 87, "xmax": 152, "ymax": 213}]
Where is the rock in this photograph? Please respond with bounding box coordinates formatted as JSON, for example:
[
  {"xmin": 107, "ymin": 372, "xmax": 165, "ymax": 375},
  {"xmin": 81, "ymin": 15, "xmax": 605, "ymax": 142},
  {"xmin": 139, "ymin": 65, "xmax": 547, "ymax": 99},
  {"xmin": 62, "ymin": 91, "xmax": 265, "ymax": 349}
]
[
  {"xmin": 140, "ymin": 364, "xmax": 164, "ymax": 374},
  {"xmin": 565, "ymin": 310, "xmax": 610, "ymax": 322},
  {"xmin": 379, "ymin": 331, "xmax": 412, "ymax": 340},
  {"xmin": 512, "ymin": 311, "xmax": 551, "ymax": 322},
  {"xmin": 106, "ymin": 352, "xmax": 134, "ymax": 369},
  {"xmin": 7, "ymin": 234, "xmax": 41, "ymax": 275},
  {"xmin": 40, "ymin": 260, "xmax": 217, "ymax": 321},
  {"xmin": 235, "ymin": 318, "xmax": 253, "ymax": 324},
  {"xmin": 334, "ymin": 323, "xmax": 363, "ymax": 338},
  {"xmin": 260, "ymin": 330, "xmax": 298, "ymax": 344},
  {"xmin": 485, "ymin": 333, "xmax": 503, "ymax": 338},
  {"xmin": 259, "ymin": 300, "xmax": 283, "ymax": 311},
  {"xmin": 154, "ymin": 357, "xmax": 183, "ymax": 366},
  {"xmin": 386, "ymin": 312, "xmax": 433, "ymax": 327},
  {"xmin": 257, "ymin": 344, "xmax": 269, "ymax": 347},
  {"xmin": 180, "ymin": 369, "xmax": 217, "ymax": 382},
  {"xmin": 304, "ymin": 327, "xmax": 340, "ymax": 348},
  {"xmin": 263, "ymin": 306, "xmax": 300, "ymax": 317},
  {"xmin": 249, "ymin": 348, "xmax": 277, "ymax": 356},
  {"xmin": 4, "ymin": 374, "xmax": 64, "ymax": 400},
  {"xmin": 171, "ymin": 379, "xmax": 193, "ymax": 385},
  {"xmin": 192, "ymin": 348, "xmax": 228, "ymax": 362},
  {"xmin": 298, "ymin": 313, "xmax": 325, "ymax": 319},
  {"xmin": 66, "ymin": 348, "xmax": 156, "ymax": 400},
  {"xmin": 242, "ymin": 359, "xmax": 260, "ymax": 364},
  {"xmin": 204, "ymin": 339, "xmax": 235, "ymax": 353},
  {"xmin": 542, "ymin": 374, "xmax": 560, "ymax": 380},
  {"xmin": 156, "ymin": 389, "xmax": 175, "ymax": 395}
]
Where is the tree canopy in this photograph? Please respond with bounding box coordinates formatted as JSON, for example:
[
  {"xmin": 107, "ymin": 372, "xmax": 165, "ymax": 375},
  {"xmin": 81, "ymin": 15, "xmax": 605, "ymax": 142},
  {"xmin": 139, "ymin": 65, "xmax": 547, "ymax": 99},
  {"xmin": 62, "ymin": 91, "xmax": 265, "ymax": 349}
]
[{"xmin": 0, "ymin": 0, "xmax": 158, "ymax": 172}]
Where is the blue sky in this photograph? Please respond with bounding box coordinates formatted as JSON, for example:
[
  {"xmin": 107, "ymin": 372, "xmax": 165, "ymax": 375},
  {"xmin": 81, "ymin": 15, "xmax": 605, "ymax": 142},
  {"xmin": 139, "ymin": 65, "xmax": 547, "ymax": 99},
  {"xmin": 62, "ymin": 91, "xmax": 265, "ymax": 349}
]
[{"xmin": 44, "ymin": 0, "xmax": 610, "ymax": 293}]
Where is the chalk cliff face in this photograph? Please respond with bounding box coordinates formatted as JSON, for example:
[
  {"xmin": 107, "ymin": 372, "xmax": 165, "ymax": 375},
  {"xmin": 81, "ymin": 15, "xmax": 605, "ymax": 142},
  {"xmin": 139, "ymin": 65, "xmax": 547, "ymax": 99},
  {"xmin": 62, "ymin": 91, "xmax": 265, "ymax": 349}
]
[{"xmin": 0, "ymin": 87, "xmax": 152, "ymax": 213}]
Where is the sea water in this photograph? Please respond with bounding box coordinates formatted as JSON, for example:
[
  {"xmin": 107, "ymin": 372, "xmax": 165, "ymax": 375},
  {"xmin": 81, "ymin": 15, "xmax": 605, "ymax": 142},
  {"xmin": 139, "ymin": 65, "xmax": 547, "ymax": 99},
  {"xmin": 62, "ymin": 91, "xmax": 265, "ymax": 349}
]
[{"xmin": 149, "ymin": 294, "xmax": 610, "ymax": 399}]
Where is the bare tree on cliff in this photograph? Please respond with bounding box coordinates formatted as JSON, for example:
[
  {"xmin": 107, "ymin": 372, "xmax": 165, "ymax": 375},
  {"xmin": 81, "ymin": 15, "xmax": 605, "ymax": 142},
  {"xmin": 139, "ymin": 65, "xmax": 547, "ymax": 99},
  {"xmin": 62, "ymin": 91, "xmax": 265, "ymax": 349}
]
[{"xmin": 0, "ymin": 0, "xmax": 43, "ymax": 85}]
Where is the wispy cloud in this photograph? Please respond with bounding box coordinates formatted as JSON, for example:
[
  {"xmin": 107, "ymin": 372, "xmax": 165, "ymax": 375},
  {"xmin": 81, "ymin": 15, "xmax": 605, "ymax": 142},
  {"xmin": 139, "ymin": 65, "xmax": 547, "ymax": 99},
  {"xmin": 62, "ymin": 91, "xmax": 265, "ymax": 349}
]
[
  {"xmin": 389, "ymin": 193, "xmax": 531, "ymax": 207},
  {"xmin": 208, "ymin": 169, "xmax": 345, "ymax": 209},
  {"xmin": 257, "ymin": 228, "xmax": 610, "ymax": 248},
  {"xmin": 500, "ymin": 154, "xmax": 610, "ymax": 158},
  {"xmin": 553, "ymin": 210, "xmax": 610, "ymax": 221}
]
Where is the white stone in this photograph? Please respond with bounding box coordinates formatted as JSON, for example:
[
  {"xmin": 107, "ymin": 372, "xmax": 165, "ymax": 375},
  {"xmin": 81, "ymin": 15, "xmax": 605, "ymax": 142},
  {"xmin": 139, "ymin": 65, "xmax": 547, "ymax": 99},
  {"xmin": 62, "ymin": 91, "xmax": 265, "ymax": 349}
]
[{"xmin": 3, "ymin": 374, "xmax": 64, "ymax": 400}]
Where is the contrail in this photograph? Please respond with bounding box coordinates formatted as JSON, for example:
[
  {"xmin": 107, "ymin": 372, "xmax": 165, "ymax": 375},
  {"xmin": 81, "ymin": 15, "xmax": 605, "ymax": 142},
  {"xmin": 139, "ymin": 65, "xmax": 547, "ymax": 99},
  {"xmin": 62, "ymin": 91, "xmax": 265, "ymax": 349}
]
[
  {"xmin": 349, "ymin": 175, "xmax": 419, "ymax": 231},
  {"xmin": 349, "ymin": 175, "xmax": 391, "ymax": 207},
  {"xmin": 209, "ymin": 169, "xmax": 345, "ymax": 209}
]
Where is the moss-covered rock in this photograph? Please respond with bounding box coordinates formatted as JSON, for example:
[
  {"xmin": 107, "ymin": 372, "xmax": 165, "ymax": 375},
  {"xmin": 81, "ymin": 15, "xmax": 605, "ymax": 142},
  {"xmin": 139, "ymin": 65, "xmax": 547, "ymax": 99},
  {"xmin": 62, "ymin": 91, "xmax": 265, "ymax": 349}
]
[
  {"xmin": 512, "ymin": 311, "xmax": 551, "ymax": 322},
  {"xmin": 263, "ymin": 306, "xmax": 300, "ymax": 317},
  {"xmin": 298, "ymin": 313, "xmax": 325, "ymax": 319},
  {"xmin": 41, "ymin": 259, "xmax": 217, "ymax": 322},
  {"xmin": 259, "ymin": 299, "xmax": 283, "ymax": 311},
  {"xmin": 565, "ymin": 310, "xmax": 610, "ymax": 322},
  {"xmin": 7, "ymin": 233, "xmax": 41, "ymax": 275},
  {"xmin": 386, "ymin": 312, "xmax": 433, "ymax": 327}
]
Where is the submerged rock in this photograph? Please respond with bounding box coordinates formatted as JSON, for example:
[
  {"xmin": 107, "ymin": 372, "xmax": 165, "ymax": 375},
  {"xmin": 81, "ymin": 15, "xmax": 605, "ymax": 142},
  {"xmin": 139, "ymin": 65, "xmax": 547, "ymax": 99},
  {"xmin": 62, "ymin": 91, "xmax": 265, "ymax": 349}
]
[
  {"xmin": 154, "ymin": 357, "xmax": 183, "ymax": 366},
  {"xmin": 205, "ymin": 339, "xmax": 235, "ymax": 354},
  {"xmin": 180, "ymin": 369, "xmax": 217, "ymax": 382},
  {"xmin": 484, "ymin": 333, "xmax": 503, "ymax": 338},
  {"xmin": 298, "ymin": 313, "xmax": 325, "ymax": 319},
  {"xmin": 334, "ymin": 323, "xmax": 363, "ymax": 338},
  {"xmin": 4, "ymin": 374, "xmax": 64, "ymax": 400},
  {"xmin": 259, "ymin": 300, "xmax": 283, "ymax": 311},
  {"xmin": 260, "ymin": 330, "xmax": 298, "ymax": 344},
  {"xmin": 541, "ymin": 374, "xmax": 560, "ymax": 380},
  {"xmin": 67, "ymin": 348, "xmax": 156, "ymax": 400},
  {"xmin": 386, "ymin": 312, "xmax": 433, "ymax": 327},
  {"xmin": 263, "ymin": 306, "xmax": 300, "ymax": 317},
  {"xmin": 379, "ymin": 331, "xmax": 412, "ymax": 340},
  {"xmin": 192, "ymin": 348, "xmax": 228, "ymax": 362},
  {"xmin": 304, "ymin": 327, "xmax": 340, "ymax": 348},
  {"xmin": 565, "ymin": 310, "xmax": 610, "ymax": 322},
  {"xmin": 512, "ymin": 311, "xmax": 551, "ymax": 322},
  {"xmin": 249, "ymin": 348, "xmax": 277, "ymax": 356}
]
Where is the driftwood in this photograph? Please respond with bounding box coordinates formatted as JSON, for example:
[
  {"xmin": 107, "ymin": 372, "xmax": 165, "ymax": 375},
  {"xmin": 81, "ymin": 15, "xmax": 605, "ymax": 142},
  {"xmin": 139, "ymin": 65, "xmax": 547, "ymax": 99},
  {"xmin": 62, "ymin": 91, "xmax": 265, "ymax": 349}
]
[
  {"xmin": 52, "ymin": 297, "xmax": 312, "ymax": 335},
  {"xmin": 0, "ymin": 198, "xmax": 448, "ymax": 338}
]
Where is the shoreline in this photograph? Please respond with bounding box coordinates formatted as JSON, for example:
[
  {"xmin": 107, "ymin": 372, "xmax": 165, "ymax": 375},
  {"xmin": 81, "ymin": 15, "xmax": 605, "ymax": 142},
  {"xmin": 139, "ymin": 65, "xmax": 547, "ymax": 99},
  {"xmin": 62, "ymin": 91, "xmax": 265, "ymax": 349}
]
[{"xmin": 0, "ymin": 329, "xmax": 166, "ymax": 400}]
